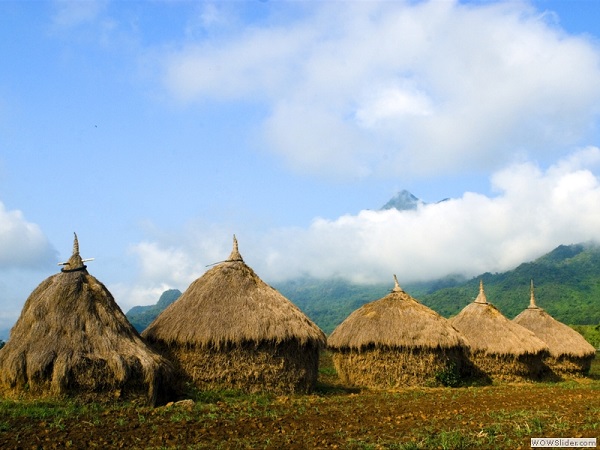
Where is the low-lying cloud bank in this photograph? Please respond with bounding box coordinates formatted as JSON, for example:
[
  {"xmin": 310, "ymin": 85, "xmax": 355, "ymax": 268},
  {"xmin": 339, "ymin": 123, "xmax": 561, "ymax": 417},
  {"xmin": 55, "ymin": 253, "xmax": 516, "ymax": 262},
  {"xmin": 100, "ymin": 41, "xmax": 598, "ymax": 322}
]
[{"xmin": 121, "ymin": 148, "xmax": 600, "ymax": 308}]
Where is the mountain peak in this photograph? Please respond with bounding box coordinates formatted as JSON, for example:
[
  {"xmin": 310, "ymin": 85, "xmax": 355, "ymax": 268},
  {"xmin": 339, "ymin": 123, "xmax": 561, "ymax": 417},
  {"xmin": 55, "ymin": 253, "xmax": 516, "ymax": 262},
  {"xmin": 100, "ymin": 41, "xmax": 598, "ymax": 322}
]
[{"xmin": 380, "ymin": 190, "xmax": 424, "ymax": 211}]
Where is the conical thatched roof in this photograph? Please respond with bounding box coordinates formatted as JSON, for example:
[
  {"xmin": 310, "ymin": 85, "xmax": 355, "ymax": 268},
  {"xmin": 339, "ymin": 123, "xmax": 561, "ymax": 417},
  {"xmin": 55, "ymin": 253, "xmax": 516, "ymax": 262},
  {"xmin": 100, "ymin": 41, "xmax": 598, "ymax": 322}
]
[
  {"xmin": 450, "ymin": 280, "xmax": 548, "ymax": 356},
  {"xmin": 0, "ymin": 233, "xmax": 172, "ymax": 405},
  {"xmin": 142, "ymin": 236, "xmax": 326, "ymax": 348},
  {"xmin": 328, "ymin": 275, "xmax": 466, "ymax": 350},
  {"xmin": 513, "ymin": 281, "xmax": 595, "ymax": 359}
]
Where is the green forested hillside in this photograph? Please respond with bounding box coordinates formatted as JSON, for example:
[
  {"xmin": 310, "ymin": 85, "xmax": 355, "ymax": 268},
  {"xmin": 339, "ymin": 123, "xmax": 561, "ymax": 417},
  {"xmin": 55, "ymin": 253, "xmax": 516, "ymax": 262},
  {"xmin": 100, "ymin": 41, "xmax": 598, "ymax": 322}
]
[
  {"xmin": 272, "ymin": 277, "xmax": 390, "ymax": 335},
  {"xmin": 418, "ymin": 243, "xmax": 600, "ymax": 324},
  {"xmin": 126, "ymin": 289, "xmax": 181, "ymax": 333}
]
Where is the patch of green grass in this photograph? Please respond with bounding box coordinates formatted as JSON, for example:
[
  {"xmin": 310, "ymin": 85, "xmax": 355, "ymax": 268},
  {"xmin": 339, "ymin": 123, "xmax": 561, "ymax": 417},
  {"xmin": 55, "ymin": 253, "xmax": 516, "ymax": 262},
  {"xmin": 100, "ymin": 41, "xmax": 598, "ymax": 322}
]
[
  {"xmin": 0, "ymin": 398, "xmax": 80, "ymax": 421},
  {"xmin": 319, "ymin": 366, "xmax": 337, "ymax": 376},
  {"xmin": 49, "ymin": 417, "xmax": 66, "ymax": 431},
  {"xmin": 116, "ymin": 416, "xmax": 128, "ymax": 426},
  {"xmin": 169, "ymin": 411, "xmax": 191, "ymax": 423}
]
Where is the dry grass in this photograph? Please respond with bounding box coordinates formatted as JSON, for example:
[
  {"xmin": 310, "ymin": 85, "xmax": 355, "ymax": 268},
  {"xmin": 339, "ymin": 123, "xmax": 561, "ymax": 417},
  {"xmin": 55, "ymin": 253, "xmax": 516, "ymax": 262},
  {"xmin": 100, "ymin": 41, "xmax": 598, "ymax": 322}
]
[
  {"xmin": 328, "ymin": 287, "xmax": 466, "ymax": 351},
  {"xmin": 143, "ymin": 237, "xmax": 326, "ymax": 394},
  {"xmin": 143, "ymin": 240, "xmax": 326, "ymax": 348},
  {"xmin": 155, "ymin": 340, "xmax": 321, "ymax": 395},
  {"xmin": 464, "ymin": 351, "xmax": 549, "ymax": 383},
  {"xmin": 0, "ymin": 269, "xmax": 172, "ymax": 406},
  {"xmin": 332, "ymin": 346, "xmax": 466, "ymax": 388},
  {"xmin": 514, "ymin": 306, "xmax": 596, "ymax": 377},
  {"xmin": 450, "ymin": 295, "xmax": 550, "ymax": 382},
  {"xmin": 327, "ymin": 282, "xmax": 470, "ymax": 388},
  {"xmin": 450, "ymin": 301, "xmax": 548, "ymax": 357}
]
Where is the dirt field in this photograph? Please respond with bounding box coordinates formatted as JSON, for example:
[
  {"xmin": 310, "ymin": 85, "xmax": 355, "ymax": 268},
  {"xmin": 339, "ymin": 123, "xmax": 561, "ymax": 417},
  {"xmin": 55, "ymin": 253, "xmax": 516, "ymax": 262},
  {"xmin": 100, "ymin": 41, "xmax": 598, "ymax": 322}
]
[{"xmin": 1, "ymin": 353, "xmax": 599, "ymax": 449}]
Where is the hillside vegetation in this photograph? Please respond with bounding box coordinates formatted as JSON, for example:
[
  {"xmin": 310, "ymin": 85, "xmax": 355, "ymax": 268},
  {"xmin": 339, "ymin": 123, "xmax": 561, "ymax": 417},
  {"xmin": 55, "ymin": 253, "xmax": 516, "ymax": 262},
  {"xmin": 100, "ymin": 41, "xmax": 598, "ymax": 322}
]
[
  {"xmin": 126, "ymin": 289, "xmax": 181, "ymax": 333},
  {"xmin": 416, "ymin": 243, "xmax": 600, "ymax": 324}
]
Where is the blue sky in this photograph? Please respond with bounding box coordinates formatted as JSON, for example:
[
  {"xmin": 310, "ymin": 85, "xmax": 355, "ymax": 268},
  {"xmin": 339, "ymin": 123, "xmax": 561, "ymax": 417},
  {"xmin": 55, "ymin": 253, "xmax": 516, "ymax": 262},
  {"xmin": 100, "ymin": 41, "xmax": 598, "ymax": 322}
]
[{"xmin": 2, "ymin": 0, "xmax": 600, "ymax": 335}]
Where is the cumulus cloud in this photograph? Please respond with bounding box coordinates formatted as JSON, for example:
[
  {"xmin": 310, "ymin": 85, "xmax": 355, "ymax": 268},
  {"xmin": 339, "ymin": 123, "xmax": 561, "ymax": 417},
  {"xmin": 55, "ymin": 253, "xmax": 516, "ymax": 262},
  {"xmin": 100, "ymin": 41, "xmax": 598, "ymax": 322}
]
[
  {"xmin": 0, "ymin": 202, "xmax": 56, "ymax": 269},
  {"xmin": 160, "ymin": 0, "xmax": 600, "ymax": 179},
  {"xmin": 123, "ymin": 149, "xmax": 600, "ymax": 296}
]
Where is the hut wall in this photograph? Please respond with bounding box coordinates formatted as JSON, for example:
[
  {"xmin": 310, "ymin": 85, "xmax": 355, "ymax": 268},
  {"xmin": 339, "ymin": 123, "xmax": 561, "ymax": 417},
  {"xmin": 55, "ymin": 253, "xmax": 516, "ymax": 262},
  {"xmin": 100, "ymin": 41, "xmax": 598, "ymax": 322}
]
[
  {"xmin": 331, "ymin": 346, "xmax": 466, "ymax": 388},
  {"xmin": 0, "ymin": 351, "xmax": 169, "ymax": 404},
  {"xmin": 156, "ymin": 340, "xmax": 320, "ymax": 394},
  {"xmin": 544, "ymin": 354, "xmax": 595, "ymax": 378},
  {"xmin": 466, "ymin": 351, "xmax": 548, "ymax": 382}
]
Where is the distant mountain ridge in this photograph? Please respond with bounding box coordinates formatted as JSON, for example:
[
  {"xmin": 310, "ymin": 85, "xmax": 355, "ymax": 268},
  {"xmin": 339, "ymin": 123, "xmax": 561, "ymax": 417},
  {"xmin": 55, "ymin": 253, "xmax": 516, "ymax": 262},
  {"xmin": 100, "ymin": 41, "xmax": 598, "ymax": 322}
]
[
  {"xmin": 126, "ymin": 289, "xmax": 181, "ymax": 333},
  {"xmin": 380, "ymin": 190, "xmax": 424, "ymax": 210}
]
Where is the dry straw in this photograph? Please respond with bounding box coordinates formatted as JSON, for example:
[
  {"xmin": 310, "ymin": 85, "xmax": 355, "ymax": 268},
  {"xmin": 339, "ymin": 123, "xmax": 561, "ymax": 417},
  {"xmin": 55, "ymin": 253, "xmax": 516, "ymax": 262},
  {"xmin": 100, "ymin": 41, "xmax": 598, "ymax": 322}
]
[
  {"xmin": 142, "ymin": 236, "xmax": 326, "ymax": 394},
  {"xmin": 328, "ymin": 275, "xmax": 470, "ymax": 388},
  {"xmin": 0, "ymin": 234, "xmax": 173, "ymax": 405},
  {"xmin": 513, "ymin": 280, "xmax": 596, "ymax": 377},
  {"xmin": 450, "ymin": 280, "xmax": 549, "ymax": 382}
]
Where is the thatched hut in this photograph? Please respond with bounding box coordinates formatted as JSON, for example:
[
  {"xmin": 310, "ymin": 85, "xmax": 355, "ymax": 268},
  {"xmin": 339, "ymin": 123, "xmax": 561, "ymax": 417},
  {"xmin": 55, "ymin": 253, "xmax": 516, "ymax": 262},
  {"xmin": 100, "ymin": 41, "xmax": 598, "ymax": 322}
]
[
  {"xmin": 449, "ymin": 280, "xmax": 549, "ymax": 382},
  {"xmin": 513, "ymin": 281, "xmax": 596, "ymax": 377},
  {"xmin": 0, "ymin": 234, "xmax": 172, "ymax": 405},
  {"xmin": 327, "ymin": 276, "xmax": 469, "ymax": 388},
  {"xmin": 142, "ymin": 236, "xmax": 326, "ymax": 394}
]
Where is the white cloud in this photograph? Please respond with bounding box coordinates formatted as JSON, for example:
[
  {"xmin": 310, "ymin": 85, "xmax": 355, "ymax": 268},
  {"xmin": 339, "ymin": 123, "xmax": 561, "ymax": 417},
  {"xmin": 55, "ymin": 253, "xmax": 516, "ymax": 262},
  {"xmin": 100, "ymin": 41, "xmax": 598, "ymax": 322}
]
[
  {"xmin": 0, "ymin": 202, "xmax": 56, "ymax": 269},
  {"xmin": 124, "ymin": 148, "xmax": 600, "ymax": 293},
  {"xmin": 160, "ymin": 0, "xmax": 600, "ymax": 179},
  {"xmin": 51, "ymin": 0, "xmax": 107, "ymax": 28},
  {"xmin": 0, "ymin": 202, "xmax": 55, "ymax": 335}
]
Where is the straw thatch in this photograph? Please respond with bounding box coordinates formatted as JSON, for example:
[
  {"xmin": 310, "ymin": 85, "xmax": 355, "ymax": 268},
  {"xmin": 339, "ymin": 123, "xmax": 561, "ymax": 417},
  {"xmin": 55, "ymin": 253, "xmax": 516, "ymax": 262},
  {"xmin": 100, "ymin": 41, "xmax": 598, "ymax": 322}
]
[
  {"xmin": 513, "ymin": 281, "xmax": 596, "ymax": 377},
  {"xmin": 142, "ymin": 236, "xmax": 326, "ymax": 394},
  {"xmin": 327, "ymin": 276, "xmax": 470, "ymax": 388},
  {"xmin": 450, "ymin": 280, "xmax": 549, "ymax": 382},
  {"xmin": 0, "ymin": 234, "xmax": 173, "ymax": 405}
]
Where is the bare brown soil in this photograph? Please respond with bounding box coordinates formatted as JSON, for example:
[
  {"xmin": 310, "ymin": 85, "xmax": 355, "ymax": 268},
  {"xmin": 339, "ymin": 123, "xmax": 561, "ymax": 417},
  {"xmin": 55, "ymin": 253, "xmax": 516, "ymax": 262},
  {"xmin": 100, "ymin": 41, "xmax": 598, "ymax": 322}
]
[{"xmin": 1, "ymin": 354, "xmax": 599, "ymax": 449}]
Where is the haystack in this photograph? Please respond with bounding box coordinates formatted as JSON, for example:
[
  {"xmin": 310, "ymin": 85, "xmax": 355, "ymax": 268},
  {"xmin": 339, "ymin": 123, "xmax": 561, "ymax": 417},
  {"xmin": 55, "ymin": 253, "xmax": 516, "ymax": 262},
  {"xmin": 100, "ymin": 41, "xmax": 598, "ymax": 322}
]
[
  {"xmin": 327, "ymin": 276, "xmax": 469, "ymax": 388},
  {"xmin": 142, "ymin": 236, "xmax": 326, "ymax": 394},
  {"xmin": 0, "ymin": 234, "xmax": 172, "ymax": 405},
  {"xmin": 450, "ymin": 280, "xmax": 549, "ymax": 382},
  {"xmin": 513, "ymin": 281, "xmax": 596, "ymax": 377}
]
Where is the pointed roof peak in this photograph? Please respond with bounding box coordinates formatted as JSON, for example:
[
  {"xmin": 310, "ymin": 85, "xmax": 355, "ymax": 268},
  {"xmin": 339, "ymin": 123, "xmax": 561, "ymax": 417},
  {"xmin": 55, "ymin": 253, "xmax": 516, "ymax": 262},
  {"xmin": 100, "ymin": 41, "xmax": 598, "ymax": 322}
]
[
  {"xmin": 227, "ymin": 234, "xmax": 244, "ymax": 262},
  {"xmin": 72, "ymin": 232, "xmax": 80, "ymax": 256},
  {"xmin": 392, "ymin": 274, "xmax": 404, "ymax": 293},
  {"xmin": 474, "ymin": 279, "xmax": 488, "ymax": 304},
  {"xmin": 528, "ymin": 279, "xmax": 540, "ymax": 309},
  {"xmin": 58, "ymin": 232, "xmax": 94, "ymax": 272}
]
